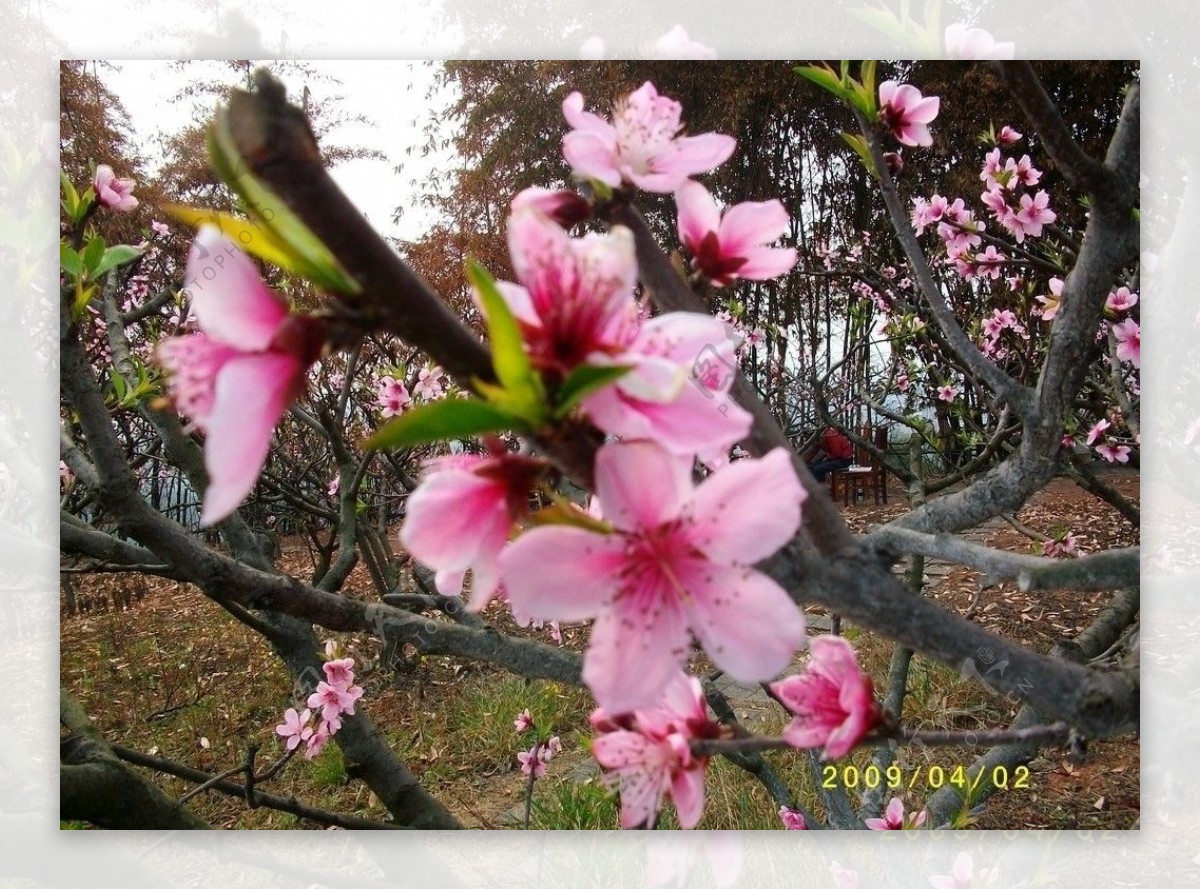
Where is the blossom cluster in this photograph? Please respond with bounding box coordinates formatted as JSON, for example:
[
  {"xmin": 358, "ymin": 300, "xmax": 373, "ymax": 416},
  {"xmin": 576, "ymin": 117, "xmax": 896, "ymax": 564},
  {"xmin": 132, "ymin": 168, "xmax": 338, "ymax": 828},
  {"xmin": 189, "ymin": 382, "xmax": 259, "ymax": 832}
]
[{"xmin": 275, "ymin": 643, "xmax": 365, "ymax": 759}]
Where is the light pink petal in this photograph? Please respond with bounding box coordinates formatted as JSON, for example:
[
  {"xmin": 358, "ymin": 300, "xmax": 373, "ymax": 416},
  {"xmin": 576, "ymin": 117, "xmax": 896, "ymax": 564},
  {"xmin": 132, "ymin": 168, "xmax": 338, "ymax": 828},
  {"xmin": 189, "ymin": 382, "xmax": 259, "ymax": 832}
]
[
  {"xmin": 593, "ymin": 440, "xmax": 693, "ymax": 533},
  {"xmin": 659, "ymin": 133, "xmax": 737, "ymax": 179},
  {"xmin": 400, "ymin": 471, "xmax": 509, "ymax": 584},
  {"xmin": 200, "ymin": 352, "xmax": 301, "ymax": 525},
  {"xmin": 670, "ymin": 765, "xmax": 706, "ymax": 829},
  {"xmin": 885, "ymin": 796, "xmax": 904, "ymax": 825},
  {"xmin": 878, "ymin": 80, "xmax": 899, "ymax": 105},
  {"xmin": 736, "ymin": 246, "xmax": 798, "ymax": 280},
  {"xmin": 810, "ymin": 635, "xmax": 864, "ymax": 686},
  {"xmin": 612, "ymin": 354, "xmax": 686, "ymax": 403},
  {"xmin": 584, "ymin": 597, "xmax": 691, "ymax": 715},
  {"xmin": 563, "ymin": 131, "xmax": 622, "ymax": 187},
  {"xmin": 601, "ymin": 380, "xmax": 753, "ymax": 457},
  {"xmin": 592, "ymin": 729, "xmax": 649, "ymax": 769},
  {"xmin": 683, "ymin": 562, "xmax": 806, "ymax": 682},
  {"xmin": 494, "ymin": 281, "xmax": 541, "ymax": 328},
  {"xmin": 675, "ymin": 180, "xmax": 721, "ymax": 249},
  {"xmin": 187, "ymin": 226, "xmax": 288, "ymax": 351},
  {"xmin": 863, "ymin": 817, "xmax": 890, "ymax": 830},
  {"xmin": 690, "ymin": 448, "xmax": 805, "ymax": 564},
  {"xmin": 906, "ymin": 94, "xmax": 940, "ymax": 124},
  {"xmin": 499, "ymin": 527, "xmax": 625, "ymax": 621},
  {"xmin": 636, "ymin": 312, "xmax": 739, "ymax": 366},
  {"xmin": 562, "ymin": 91, "xmax": 613, "ymax": 136},
  {"xmin": 719, "ymin": 199, "xmax": 790, "ymax": 256},
  {"xmin": 506, "ymin": 208, "xmax": 580, "ymax": 312}
]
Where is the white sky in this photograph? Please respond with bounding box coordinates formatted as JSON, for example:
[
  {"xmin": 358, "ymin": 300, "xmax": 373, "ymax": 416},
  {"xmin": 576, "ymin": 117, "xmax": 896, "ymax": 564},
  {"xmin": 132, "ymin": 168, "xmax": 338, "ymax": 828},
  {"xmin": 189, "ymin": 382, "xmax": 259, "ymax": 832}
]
[{"xmin": 97, "ymin": 60, "xmax": 451, "ymax": 242}]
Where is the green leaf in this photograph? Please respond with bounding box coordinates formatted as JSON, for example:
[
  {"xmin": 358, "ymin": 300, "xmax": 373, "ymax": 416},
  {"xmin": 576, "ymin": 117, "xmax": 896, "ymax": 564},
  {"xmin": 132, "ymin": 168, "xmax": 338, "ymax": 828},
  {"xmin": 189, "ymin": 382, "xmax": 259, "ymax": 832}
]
[
  {"xmin": 163, "ymin": 204, "xmax": 302, "ymax": 273},
  {"xmin": 840, "ymin": 132, "xmax": 880, "ymax": 179},
  {"xmin": 364, "ymin": 398, "xmax": 521, "ymax": 451},
  {"xmin": 466, "ymin": 259, "xmax": 546, "ymax": 420},
  {"xmin": 554, "ymin": 363, "xmax": 632, "ymax": 417},
  {"xmin": 859, "ymin": 60, "xmax": 879, "ymax": 116},
  {"xmin": 60, "ymin": 172, "xmax": 80, "ymax": 218},
  {"xmin": 207, "ymin": 118, "xmax": 360, "ymax": 295},
  {"xmin": 81, "ymin": 236, "xmax": 106, "ymax": 276},
  {"xmin": 795, "ymin": 64, "xmax": 848, "ymax": 101},
  {"xmin": 60, "ymin": 244, "xmax": 82, "ymax": 277},
  {"xmin": 92, "ymin": 244, "xmax": 142, "ymax": 279}
]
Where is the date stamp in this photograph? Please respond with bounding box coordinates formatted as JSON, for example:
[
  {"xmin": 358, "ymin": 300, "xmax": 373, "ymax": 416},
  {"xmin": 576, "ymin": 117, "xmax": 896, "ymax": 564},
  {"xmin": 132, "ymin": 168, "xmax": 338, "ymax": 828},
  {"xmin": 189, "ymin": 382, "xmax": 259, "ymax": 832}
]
[{"xmin": 820, "ymin": 764, "xmax": 1032, "ymax": 793}]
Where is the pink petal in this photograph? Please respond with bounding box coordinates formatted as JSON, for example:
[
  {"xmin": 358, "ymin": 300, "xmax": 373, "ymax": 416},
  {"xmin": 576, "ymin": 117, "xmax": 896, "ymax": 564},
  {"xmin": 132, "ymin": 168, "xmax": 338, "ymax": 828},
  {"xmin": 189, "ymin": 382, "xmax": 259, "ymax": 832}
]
[
  {"xmin": 592, "ymin": 729, "xmax": 649, "ymax": 770},
  {"xmin": 187, "ymin": 227, "xmax": 288, "ymax": 351},
  {"xmin": 657, "ymin": 132, "xmax": 737, "ymax": 180},
  {"xmin": 736, "ymin": 246, "xmax": 798, "ymax": 280},
  {"xmin": 494, "ymin": 281, "xmax": 541, "ymax": 328},
  {"xmin": 400, "ymin": 470, "xmax": 509, "ymax": 584},
  {"xmin": 562, "ymin": 91, "xmax": 613, "ymax": 136},
  {"xmin": 584, "ymin": 596, "xmax": 691, "ymax": 715},
  {"xmin": 593, "ymin": 440, "xmax": 692, "ymax": 533},
  {"xmin": 683, "ymin": 563, "xmax": 806, "ymax": 682},
  {"xmin": 689, "ymin": 448, "xmax": 805, "ymax": 564},
  {"xmin": 670, "ymin": 765, "xmax": 706, "ymax": 829},
  {"xmin": 593, "ymin": 380, "xmax": 752, "ymax": 457},
  {"xmin": 499, "ymin": 527, "xmax": 626, "ymax": 621},
  {"xmin": 200, "ymin": 352, "xmax": 302, "ymax": 525},
  {"xmin": 609, "ymin": 354, "xmax": 686, "ymax": 403},
  {"xmin": 674, "ymin": 180, "xmax": 721, "ymax": 249},
  {"xmin": 718, "ymin": 199, "xmax": 790, "ymax": 256},
  {"xmin": 563, "ymin": 131, "xmax": 622, "ymax": 187}
]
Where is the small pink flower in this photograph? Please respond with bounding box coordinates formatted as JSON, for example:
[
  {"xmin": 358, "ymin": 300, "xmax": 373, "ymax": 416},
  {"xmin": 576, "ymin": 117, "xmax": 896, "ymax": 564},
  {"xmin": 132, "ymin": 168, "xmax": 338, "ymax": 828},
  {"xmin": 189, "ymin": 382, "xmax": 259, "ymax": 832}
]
[
  {"xmin": 562, "ymin": 81, "xmax": 736, "ymax": 192},
  {"xmin": 1106, "ymin": 287, "xmax": 1139, "ymax": 313},
  {"xmin": 545, "ymin": 735, "xmax": 563, "ymax": 758},
  {"xmin": 514, "ymin": 709, "xmax": 534, "ymax": 733},
  {"xmin": 307, "ymin": 680, "xmax": 364, "ymax": 723},
  {"xmin": 1096, "ymin": 441, "xmax": 1131, "ymax": 463},
  {"xmin": 591, "ymin": 672, "xmax": 715, "ymax": 829},
  {"xmin": 376, "ymin": 377, "xmax": 411, "ymax": 417},
  {"xmin": 1007, "ymin": 190, "xmax": 1056, "ymax": 242},
  {"xmin": 304, "ymin": 721, "xmax": 331, "ymax": 759},
  {"xmin": 674, "ymin": 180, "xmax": 797, "ymax": 287},
  {"xmin": 399, "ymin": 444, "xmax": 544, "ymax": 609},
  {"xmin": 510, "ymin": 186, "xmax": 591, "ymax": 228},
  {"xmin": 878, "ymin": 81, "xmax": 940, "ymax": 148},
  {"xmin": 502, "ymin": 441, "xmax": 806, "ymax": 715},
  {"xmin": 322, "ymin": 657, "xmax": 356, "ymax": 689},
  {"xmin": 944, "ymin": 23, "xmax": 1015, "ymax": 59},
  {"xmin": 517, "ymin": 744, "xmax": 547, "ymax": 777},
  {"xmin": 996, "ymin": 125, "xmax": 1022, "ymax": 146},
  {"xmin": 1112, "ymin": 318, "xmax": 1140, "ymax": 367},
  {"xmin": 938, "ymin": 384, "xmax": 958, "ymax": 402},
  {"xmin": 896, "ymin": 373, "xmax": 910, "ymax": 392},
  {"xmin": 864, "ymin": 796, "xmax": 927, "ymax": 829},
  {"xmin": 93, "ymin": 163, "xmax": 138, "ymax": 212},
  {"xmin": 778, "ymin": 806, "xmax": 807, "ymax": 830},
  {"xmin": 412, "ymin": 366, "xmax": 446, "ymax": 401},
  {"xmin": 157, "ymin": 227, "xmax": 326, "ymax": 525},
  {"xmin": 327, "ymin": 475, "xmax": 340, "ymax": 498},
  {"xmin": 770, "ymin": 635, "xmax": 881, "ymax": 760},
  {"xmin": 275, "ymin": 707, "xmax": 313, "ymax": 751},
  {"xmin": 1086, "ymin": 418, "xmax": 1111, "ymax": 445},
  {"xmin": 151, "ymin": 219, "xmax": 171, "ymax": 238},
  {"xmin": 1035, "ymin": 277, "xmax": 1065, "ymax": 320}
]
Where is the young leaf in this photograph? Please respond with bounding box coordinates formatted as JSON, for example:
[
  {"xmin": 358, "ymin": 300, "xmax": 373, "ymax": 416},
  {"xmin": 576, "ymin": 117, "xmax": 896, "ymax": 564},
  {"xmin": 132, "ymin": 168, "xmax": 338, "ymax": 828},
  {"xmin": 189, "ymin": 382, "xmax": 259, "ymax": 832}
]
[
  {"xmin": 81, "ymin": 236, "xmax": 106, "ymax": 276},
  {"xmin": 163, "ymin": 204, "xmax": 299, "ymax": 273},
  {"xmin": 364, "ymin": 398, "xmax": 520, "ymax": 451},
  {"xmin": 840, "ymin": 132, "xmax": 880, "ymax": 179},
  {"xmin": 554, "ymin": 363, "xmax": 632, "ymax": 417},
  {"xmin": 60, "ymin": 244, "xmax": 82, "ymax": 277},
  {"xmin": 92, "ymin": 245, "xmax": 143, "ymax": 279},
  {"xmin": 466, "ymin": 259, "xmax": 546, "ymax": 421},
  {"xmin": 60, "ymin": 173, "xmax": 80, "ymax": 219},
  {"xmin": 795, "ymin": 64, "xmax": 848, "ymax": 101}
]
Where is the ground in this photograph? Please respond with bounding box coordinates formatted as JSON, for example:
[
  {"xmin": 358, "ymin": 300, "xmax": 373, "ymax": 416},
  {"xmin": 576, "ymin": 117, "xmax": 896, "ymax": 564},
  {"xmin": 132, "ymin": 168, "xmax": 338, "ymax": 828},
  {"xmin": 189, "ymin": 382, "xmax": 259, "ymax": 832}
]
[{"xmin": 60, "ymin": 467, "xmax": 1140, "ymax": 830}]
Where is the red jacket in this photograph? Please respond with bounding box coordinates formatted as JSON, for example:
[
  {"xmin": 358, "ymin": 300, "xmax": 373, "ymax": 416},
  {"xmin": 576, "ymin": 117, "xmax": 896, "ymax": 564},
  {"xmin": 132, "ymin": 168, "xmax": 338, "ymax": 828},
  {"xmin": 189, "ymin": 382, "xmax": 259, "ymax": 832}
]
[{"xmin": 821, "ymin": 428, "xmax": 853, "ymax": 460}]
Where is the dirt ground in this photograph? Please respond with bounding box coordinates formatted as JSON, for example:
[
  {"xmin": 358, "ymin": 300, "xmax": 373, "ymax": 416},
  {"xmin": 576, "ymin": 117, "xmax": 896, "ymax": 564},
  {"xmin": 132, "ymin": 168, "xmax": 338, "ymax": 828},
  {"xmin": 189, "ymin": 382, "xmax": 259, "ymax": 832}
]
[{"xmin": 60, "ymin": 467, "xmax": 1140, "ymax": 830}]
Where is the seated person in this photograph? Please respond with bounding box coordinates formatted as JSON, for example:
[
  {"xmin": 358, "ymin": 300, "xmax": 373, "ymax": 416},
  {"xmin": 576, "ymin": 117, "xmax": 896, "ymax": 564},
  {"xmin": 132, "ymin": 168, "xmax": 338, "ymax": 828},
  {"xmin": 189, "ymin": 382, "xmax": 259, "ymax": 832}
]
[{"xmin": 805, "ymin": 426, "xmax": 854, "ymax": 482}]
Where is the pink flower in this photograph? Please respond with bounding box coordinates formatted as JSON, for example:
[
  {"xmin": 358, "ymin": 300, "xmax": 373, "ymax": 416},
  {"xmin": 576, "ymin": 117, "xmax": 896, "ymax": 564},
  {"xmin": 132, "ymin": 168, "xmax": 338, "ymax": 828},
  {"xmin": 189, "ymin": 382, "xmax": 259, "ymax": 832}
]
[
  {"xmin": 996, "ymin": 125, "xmax": 1022, "ymax": 146},
  {"xmin": 399, "ymin": 445, "xmax": 544, "ymax": 608},
  {"xmin": 770, "ymin": 635, "xmax": 881, "ymax": 760},
  {"xmin": 546, "ymin": 735, "xmax": 563, "ymax": 758},
  {"xmin": 1086, "ymin": 418, "xmax": 1111, "ymax": 445},
  {"xmin": 591, "ymin": 672, "xmax": 715, "ymax": 829},
  {"xmin": 580, "ymin": 312, "xmax": 754, "ymax": 458},
  {"xmin": 517, "ymin": 744, "xmax": 547, "ymax": 777},
  {"xmin": 93, "ymin": 163, "xmax": 138, "ymax": 212},
  {"xmin": 562, "ymin": 82, "xmax": 736, "ymax": 193},
  {"xmin": 911, "ymin": 194, "xmax": 950, "ymax": 234},
  {"xmin": 864, "ymin": 796, "xmax": 927, "ymax": 830},
  {"xmin": 304, "ymin": 721, "xmax": 331, "ymax": 759},
  {"xmin": 1012, "ymin": 154, "xmax": 1042, "ymax": 187},
  {"xmin": 944, "ymin": 23, "xmax": 1015, "ymax": 59},
  {"xmin": 157, "ymin": 227, "xmax": 326, "ymax": 526},
  {"xmin": 778, "ymin": 806, "xmax": 808, "ymax": 830},
  {"xmin": 307, "ymin": 680, "xmax": 364, "ymax": 723},
  {"xmin": 1112, "ymin": 318, "xmax": 1140, "ymax": 367},
  {"xmin": 896, "ymin": 373, "xmax": 910, "ymax": 393},
  {"xmin": 674, "ymin": 181, "xmax": 796, "ymax": 287},
  {"xmin": 930, "ymin": 852, "xmax": 1000, "ymax": 889},
  {"xmin": 974, "ymin": 246, "xmax": 1006, "ymax": 280},
  {"xmin": 510, "ymin": 186, "xmax": 591, "ymax": 228},
  {"xmin": 275, "ymin": 707, "xmax": 313, "ymax": 751},
  {"xmin": 151, "ymin": 219, "xmax": 171, "ymax": 238},
  {"xmin": 412, "ymin": 365, "xmax": 446, "ymax": 401},
  {"xmin": 376, "ymin": 377, "xmax": 411, "ymax": 417},
  {"xmin": 1106, "ymin": 287, "xmax": 1139, "ymax": 313},
  {"xmin": 1035, "ymin": 277, "xmax": 1064, "ymax": 320},
  {"xmin": 322, "ymin": 657, "xmax": 355, "ymax": 689},
  {"xmin": 1008, "ymin": 190, "xmax": 1056, "ymax": 241},
  {"xmin": 501, "ymin": 441, "xmax": 806, "ymax": 714},
  {"xmin": 514, "ymin": 709, "xmax": 534, "ymax": 733},
  {"xmin": 1096, "ymin": 441, "xmax": 1131, "ymax": 463},
  {"xmin": 878, "ymin": 81, "xmax": 940, "ymax": 148},
  {"xmin": 938, "ymin": 384, "xmax": 958, "ymax": 402},
  {"xmin": 498, "ymin": 207, "xmax": 640, "ymax": 374}
]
